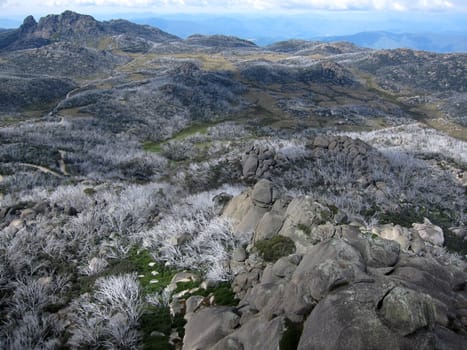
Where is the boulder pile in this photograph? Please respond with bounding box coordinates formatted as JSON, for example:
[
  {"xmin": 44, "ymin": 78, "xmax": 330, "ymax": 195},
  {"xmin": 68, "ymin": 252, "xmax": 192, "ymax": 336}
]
[
  {"xmin": 241, "ymin": 144, "xmax": 287, "ymax": 180},
  {"xmin": 182, "ymin": 179, "xmax": 467, "ymax": 350}
]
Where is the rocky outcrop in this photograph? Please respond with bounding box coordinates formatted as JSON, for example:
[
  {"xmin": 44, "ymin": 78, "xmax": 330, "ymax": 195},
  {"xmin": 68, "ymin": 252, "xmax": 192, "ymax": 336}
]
[
  {"xmin": 223, "ymin": 179, "xmax": 283, "ymax": 236},
  {"xmin": 185, "ymin": 34, "xmax": 258, "ymax": 49},
  {"xmin": 241, "ymin": 143, "xmax": 287, "ymax": 180},
  {"xmin": 307, "ymin": 134, "xmax": 390, "ymax": 172},
  {"xmin": 240, "ymin": 60, "xmax": 356, "ymax": 86},
  {"xmin": 0, "ymin": 10, "xmax": 179, "ymax": 52},
  {"xmin": 266, "ymin": 39, "xmax": 366, "ymax": 56},
  {"xmin": 183, "ymin": 307, "xmax": 240, "ymax": 350},
  {"xmin": 413, "ymin": 218, "xmax": 445, "ymax": 246},
  {"xmin": 355, "ymin": 48, "xmax": 467, "ymax": 93},
  {"xmin": 183, "ymin": 180, "xmax": 467, "ymax": 350},
  {"xmin": 371, "ymin": 219, "xmax": 445, "ymax": 253}
]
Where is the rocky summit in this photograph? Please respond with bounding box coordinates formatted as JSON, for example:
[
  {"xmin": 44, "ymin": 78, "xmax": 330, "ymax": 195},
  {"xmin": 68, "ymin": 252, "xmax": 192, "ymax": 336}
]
[{"xmin": 0, "ymin": 11, "xmax": 466, "ymax": 350}]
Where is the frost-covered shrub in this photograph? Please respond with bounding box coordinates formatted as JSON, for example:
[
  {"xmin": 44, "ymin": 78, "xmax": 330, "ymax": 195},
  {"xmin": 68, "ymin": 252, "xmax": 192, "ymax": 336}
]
[
  {"xmin": 259, "ymin": 138, "xmax": 308, "ymax": 161},
  {"xmin": 79, "ymin": 257, "xmax": 109, "ymax": 276},
  {"xmin": 68, "ymin": 274, "xmax": 142, "ymax": 350},
  {"xmin": 206, "ymin": 122, "xmax": 249, "ymax": 140},
  {"xmin": 135, "ymin": 186, "xmax": 245, "ymax": 281},
  {"xmin": 2, "ymin": 312, "xmax": 60, "ymax": 350},
  {"xmin": 49, "ymin": 184, "xmax": 95, "ymax": 211},
  {"xmin": 0, "ymin": 276, "xmax": 69, "ymax": 350},
  {"xmin": 342, "ymin": 123, "xmax": 467, "ymax": 165},
  {"xmin": 161, "ymin": 140, "xmax": 194, "ymax": 161},
  {"xmin": 181, "ymin": 157, "xmax": 243, "ymax": 192}
]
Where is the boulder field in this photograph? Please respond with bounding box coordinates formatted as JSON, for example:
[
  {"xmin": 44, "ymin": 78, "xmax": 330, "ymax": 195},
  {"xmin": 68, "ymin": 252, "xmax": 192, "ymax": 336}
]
[{"xmin": 183, "ymin": 179, "xmax": 467, "ymax": 350}]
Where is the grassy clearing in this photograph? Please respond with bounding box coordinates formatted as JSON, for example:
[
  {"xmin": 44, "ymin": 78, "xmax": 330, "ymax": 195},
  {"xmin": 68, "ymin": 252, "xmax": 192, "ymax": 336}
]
[
  {"xmin": 233, "ymin": 52, "xmax": 288, "ymax": 63},
  {"xmin": 143, "ymin": 122, "xmax": 216, "ymax": 153},
  {"xmin": 118, "ymin": 53, "xmax": 161, "ymax": 73},
  {"xmin": 59, "ymin": 107, "xmax": 94, "ymax": 118},
  {"xmin": 143, "ymin": 141, "xmax": 163, "ymax": 153},
  {"xmin": 96, "ymin": 37, "xmax": 115, "ymax": 50},
  {"xmin": 423, "ymin": 116, "xmax": 467, "ymax": 142},
  {"xmin": 172, "ymin": 53, "xmax": 236, "ymax": 71}
]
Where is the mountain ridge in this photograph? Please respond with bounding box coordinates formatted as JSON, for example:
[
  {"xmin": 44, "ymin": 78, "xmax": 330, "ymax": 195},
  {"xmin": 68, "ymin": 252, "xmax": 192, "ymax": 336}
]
[
  {"xmin": 0, "ymin": 10, "xmax": 179, "ymax": 52},
  {"xmin": 318, "ymin": 30, "xmax": 467, "ymax": 53}
]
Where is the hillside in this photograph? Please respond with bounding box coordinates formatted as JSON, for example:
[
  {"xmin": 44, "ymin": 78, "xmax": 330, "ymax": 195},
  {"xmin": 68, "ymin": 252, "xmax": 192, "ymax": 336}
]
[{"xmin": 0, "ymin": 11, "xmax": 466, "ymax": 350}]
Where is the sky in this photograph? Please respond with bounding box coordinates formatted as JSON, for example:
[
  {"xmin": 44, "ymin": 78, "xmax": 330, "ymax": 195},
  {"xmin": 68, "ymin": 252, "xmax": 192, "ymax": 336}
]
[
  {"xmin": 1, "ymin": 0, "xmax": 467, "ymax": 17},
  {"xmin": 1, "ymin": 0, "xmax": 466, "ymax": 40}
]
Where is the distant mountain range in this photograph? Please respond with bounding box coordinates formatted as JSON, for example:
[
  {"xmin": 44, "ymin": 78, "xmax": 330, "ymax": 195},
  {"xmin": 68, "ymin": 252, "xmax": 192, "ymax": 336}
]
[
  {"xmin": 129, "ymin": 15, "xmax": 467, "ymax": 52},
  {"xmin": 1, "ymin": 13, "xmax": 467, "ymax": 53},
  {"xmin": 318, "ymin": 31, "xmax": 467, "ymax": 53}
]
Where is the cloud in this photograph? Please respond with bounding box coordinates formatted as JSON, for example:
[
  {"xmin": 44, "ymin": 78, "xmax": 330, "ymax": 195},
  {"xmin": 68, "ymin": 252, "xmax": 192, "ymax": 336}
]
[{"xmin": 1, "ymin": 0, "xmax": 466, "ymax": 13}]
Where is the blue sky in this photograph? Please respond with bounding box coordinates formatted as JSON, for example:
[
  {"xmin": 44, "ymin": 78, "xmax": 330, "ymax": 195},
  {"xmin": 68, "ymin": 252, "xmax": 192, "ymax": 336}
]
[
  {"xmin": 1, "ymin": 0, "xmax": 467, "ymax": 16},
  {"xmin": 1, "ymin": 0, "xmax": 466, "ymax": 39}
]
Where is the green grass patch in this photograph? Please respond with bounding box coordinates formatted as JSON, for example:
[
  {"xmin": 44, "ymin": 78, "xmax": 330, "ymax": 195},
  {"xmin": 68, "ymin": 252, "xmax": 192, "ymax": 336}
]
[
  {"xmin": 174, "ymin": 281, "xmax": 238, "ymax": 306},
  {"xmin": 126, "ymin": 247, "xmax": 179, "ymax": 294},
  {"xmin": 204, "ymin": 282, "xmax": 238, "ymax": 306},
  {"xmin": 140, "ymin": 306, "xmax": 173, "ymax": 350},
  {"xmin": 171, "ymin": 123, "xmax": 209, "ymax": 141},
  {"xmin": 297, "ymin": 223, "xmax": 311, "ymax": 236},
  {"xmin": 143, "ymin": 123, "xmax": 213, "ymax": 154},
  {"xmin": 174, "ymin": 280, "xmax": 201, "ymax": 294},
  {"xmin": 75, "ymin": 247, "xmax": 180, "ymax": 295},
  {"xmin": 143, "ymin": 141, "xmax": 163, "ymax": 153},
  {"xmin": 83, "ymin": 187, "xmax": 96, "ymax": 196},
  {"xmin": 143, "ymin": 119, "xmax": 233, "ymax": 156},
  {"xmin": 255, "ymin": 235, "xmax": 296, "ymax": 262}
]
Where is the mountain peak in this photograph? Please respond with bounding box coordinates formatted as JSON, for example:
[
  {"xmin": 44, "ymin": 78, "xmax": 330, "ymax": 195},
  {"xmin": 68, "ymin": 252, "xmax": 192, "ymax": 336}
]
[
  {"xmin": 20, "ymin": 15, "xmax": 37, "ymax": 32},
  {"xmin": 0, "ymin": 10, "xmax": 179, "ymax": 52},
  {"xmin": 34, "ymin": 10, "xmax": 102, "ymax": 40}
]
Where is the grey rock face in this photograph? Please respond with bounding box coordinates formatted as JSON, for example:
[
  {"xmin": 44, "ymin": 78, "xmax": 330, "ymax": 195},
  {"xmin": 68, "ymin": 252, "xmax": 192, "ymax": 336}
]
[
  {"xmin": 216, "ymin": 177, "xmax": 466, "ymax": 350},
  {"xmin": 251, "ymin": 179, "xmax": 274, "ymax": 208},
  {"xmin": 211, "ymin": 315, "xmax": 284, "ymax": 350},
  {"xmin": 223, "ymin": 179, "xmax": 281, "ymax": 236},
  {"xmin": 291, "ymin": 239, "xmax": 368, "ymax": 301},
  {"xmin": 278, "ymin": 196, "xmax": 333, "ymax": 252},
  {"xmin": 253, "ymin": 212, "xmax": 284, "ymax": 242},
  {"xmin": 182, "ymin": 307, "xmax": 240, "ymax": 350},
  {"xmin": 380, "ymin": 286, "xmax": 435, "ymax": 336},
  {"xmin": 298, "ymin": 283, "xmax": 400, "ymax": 350},
  {"xmin": 412, "ymin": 218, "xmax": 445, "ymax": 246},
  {"xmin": 242, "ymin": 155, "xmax": 258, "ymax": 178},
  {"xmin": 241, "ymin": 144, "xmax": 285, "ymax": 180}
]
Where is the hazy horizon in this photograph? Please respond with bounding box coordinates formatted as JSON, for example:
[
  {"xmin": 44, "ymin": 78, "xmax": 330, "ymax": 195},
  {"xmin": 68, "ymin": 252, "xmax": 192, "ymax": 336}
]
[
  {"xmin": 1, "ymin": 1, "xmax": 466, "ymax": 51},
  {"xmin": 1, "ymin": 0, "xmax": 467, "ymax": 31}
]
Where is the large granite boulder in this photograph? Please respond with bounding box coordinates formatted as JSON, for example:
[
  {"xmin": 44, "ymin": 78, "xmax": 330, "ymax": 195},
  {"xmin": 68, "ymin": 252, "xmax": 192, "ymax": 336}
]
[
  {"xmin": 223, "ymin": 179, "xmax": 281, "ymax": 236},
  {"xmin": 297, "ymin": 282, "xmax": 436, "ymax": 350},
  {"xmin": 215, "ymin": 181, "xmax": 467, "ymax": 350},
  {"xmin": 182, "ymin": 307, "xmax": 240, "ymax": 350},
  {"xmin": 412, "ymin": 218, "xmax": 445, "ymax": 246}
]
